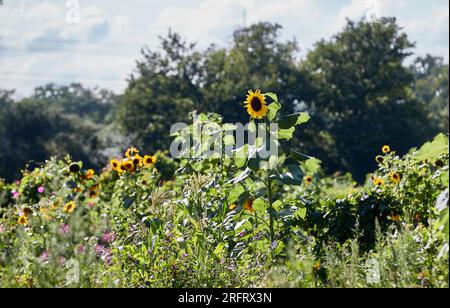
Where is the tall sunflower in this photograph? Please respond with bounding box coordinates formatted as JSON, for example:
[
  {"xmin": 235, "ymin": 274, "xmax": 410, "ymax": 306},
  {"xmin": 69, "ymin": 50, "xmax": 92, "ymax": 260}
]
[{"xmin": 244, "ymin": 90, "xmax": 268, "ymax": 119}]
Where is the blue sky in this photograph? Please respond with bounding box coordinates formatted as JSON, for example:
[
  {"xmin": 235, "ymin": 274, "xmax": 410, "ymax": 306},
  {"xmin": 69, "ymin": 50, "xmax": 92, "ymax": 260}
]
[{"xmin": 0, "ymin": 0, "xmax": 448, "ymax": 97}]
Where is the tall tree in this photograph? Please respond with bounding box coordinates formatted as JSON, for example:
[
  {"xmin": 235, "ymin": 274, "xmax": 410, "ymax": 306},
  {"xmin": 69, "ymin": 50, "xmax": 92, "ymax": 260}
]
[{"xmin": 299, "ymin": 17, "xmax": 431, "ymax": 180}]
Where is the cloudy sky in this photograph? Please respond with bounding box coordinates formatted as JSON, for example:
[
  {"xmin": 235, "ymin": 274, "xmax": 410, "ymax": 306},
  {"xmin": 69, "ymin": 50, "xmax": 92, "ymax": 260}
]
[{"xmin": 0, "ymin": 0, "xmax": 448, "ymax": 97}]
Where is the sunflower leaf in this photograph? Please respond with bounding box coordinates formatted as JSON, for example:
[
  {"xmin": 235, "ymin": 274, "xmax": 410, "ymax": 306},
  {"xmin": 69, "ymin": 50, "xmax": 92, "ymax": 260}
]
[
  {"xmin": 267, "ymin": 102, "xmax": 281, "ymax": 122},
  {"xmin": 277, "ymin": 112, "xmax": 310, "ymax": 129},
  {"xmin": 265, "ymin": 92, "xmax": 278, "ymax": 103}
]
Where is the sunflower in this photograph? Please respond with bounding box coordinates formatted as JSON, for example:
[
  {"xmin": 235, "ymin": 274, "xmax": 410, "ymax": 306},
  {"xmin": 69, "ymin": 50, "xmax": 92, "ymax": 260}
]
[
  {"xmin": 229, "ymin": 204, "xmax": 237, "ymax": 211},
  {"xmin": 125, "ymin": 147, "xmax": 139, "ymax": 158},
  {"xmin": 375, "ymin": 155, "xmax": 384, "ymax": 164},
  {"xmin": 110, "ymin": 159, "xmax": 120, "ymax": 171},
  {"xmin": 89, "ymin": 191, "xmax": 98, "ymax": 198},
  {"xmin": 64, "ymin": 201, "xmax": 76, "ymax": 214},
  {"xmin": 373, "ymin": 177, "xmax": 385, "ymax": 187},
  {"xmin": 118, "ymin": 162, "xmax": 127, "ymax": 173},
  {"xmin": 390, "ymin": 172, "xmax": 401, "ymax": 184},
  {"xmin": 86, "ymin": 169, "xmax": 95, "ymax": 179},
  {"xmin": 132, "ymin": 155, "xmax": 143, "ymax": 167},
  {"xmin": 304, "ymin": 175, "xmax": 313, "ymax": 185},
  {"xmin": 244, "ymin": 89, "xmax": 268, "ymax": 119},
  {"xmin": 382, "ymin": 145, "xmax": 391, "ymax": 154},
  {"xmin": 312, "ymin": 261, "xmax": 321, "ymax": 271},
  {"xmin": 243, "ymin": 199, "xmax": 254, "ymax": 213},
  {"xmin": 124, "ymin": 160, "xmax": 135, "ymax": 172},
  {"xmin": 69, "ymin": 163, "xmax": 81, "ymax": 173},
  {"xmin": 390, "ymin": 213, "xmax": 400, "ymax": 222},
  {"xmin": 143, "ymin": 155, "xmax": 157, "ymax": 167},
  {"xmin": 17, "ymin": 215, "xmax": 28, "ymax": 225}
]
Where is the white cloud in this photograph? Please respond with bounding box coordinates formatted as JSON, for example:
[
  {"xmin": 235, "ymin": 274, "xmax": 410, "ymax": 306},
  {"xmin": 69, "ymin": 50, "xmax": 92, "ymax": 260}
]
[{"xmin": 0, "ymin": 0, "xmax": 448, "ymax": 97}]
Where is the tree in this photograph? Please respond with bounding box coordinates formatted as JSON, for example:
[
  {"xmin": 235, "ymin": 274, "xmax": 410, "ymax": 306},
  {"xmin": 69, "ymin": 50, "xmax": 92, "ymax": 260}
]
[
  {"xmin": 411, "ymin": 55, "xmax": 449, "ymax": 133},
  {"xmin": 298, "ymin": 17, "xmax": 432, "ymax": 180}
]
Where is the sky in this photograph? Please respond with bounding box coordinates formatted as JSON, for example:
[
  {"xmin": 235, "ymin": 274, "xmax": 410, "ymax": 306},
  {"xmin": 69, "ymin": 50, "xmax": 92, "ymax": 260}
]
[{"xmin": 0, "ymin": 0, "xmax": 448, "ymax": 97}]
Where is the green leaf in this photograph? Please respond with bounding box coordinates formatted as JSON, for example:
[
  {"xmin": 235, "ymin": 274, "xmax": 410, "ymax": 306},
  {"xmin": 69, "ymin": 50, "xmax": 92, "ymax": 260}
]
[
  {"xmin": 294, "ymin": 207, "xmax": 307, "ymax": 219},
  {"xmin": 414, "ymin": 133, "xmax": 449, "ymax": 163},
  {"xmin": 267, "ymin": 102, "xmax": 281, "ymax": 121},
  {"xmin": 304, "ymin": 158, "xmax": 322, "ymax": 174},
  {"xmin": 252, "ymin": 198, "xmax": 267, "ymax": 215},
  {"xmin": 277, "ymin": 112, "xmax": 310, "ymax": 130},
  {"xmin": 278, "ymin": 127, "xmax": 295, "ymax": 140},
  {"xmin": 289, "ymin": 150, "xmax": 313, "ymax": 162},
  {"xmin": 264, "ymin": 92, "xmax": 278, "ymax": 103},
  {"xmin": 227, "ymin": 185, "xmax": 245, "ymax": 204},
  {"xmin": 271, "ymin": 163, "xmax": 304, "ymax": 185}
]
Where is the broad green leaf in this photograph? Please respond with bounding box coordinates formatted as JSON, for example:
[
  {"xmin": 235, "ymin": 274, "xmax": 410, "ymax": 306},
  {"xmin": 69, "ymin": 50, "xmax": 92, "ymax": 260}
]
[
  {"xmin": 252, "ymin": 198, "xmax": 267, "ymax": 215},
  {"xmin": 264, "ymin": 92, "xmax": 278, "ymax": 103},
  {"xmin": 227, "ymin": 185, "xmax": 245, "ymax": 204},
  {"xmin": 294, "ymin": 207, "xmax": 307, "ymax": 219},
  {"xmin": 304, "ymin": 158, "xmax": 322, "ymax": 174},
  {"xmin": 277, "ymin": 112, "xmax": 310, "ymax": 130},
  {"xmin": 267, "ymin": 102, "xmax": 281, "ymax": 121},
  {"xmin": 278, "ymin": 127, "xmax": 295, "ymax": 140},
  {"xmin": 413, "ymin": 133, "xmax": 449, "ymax": 163}
]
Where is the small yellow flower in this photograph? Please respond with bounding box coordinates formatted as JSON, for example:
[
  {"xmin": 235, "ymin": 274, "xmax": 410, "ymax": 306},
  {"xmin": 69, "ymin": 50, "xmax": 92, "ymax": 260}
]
[
  {"xmin": 243, "ymin": 199, "xmax": 254, "ymax": 213},
  {"xmin": 143, "ymin": 155, "xmax": 157, "ymax": 167},
  {"xmin": 373, "ymin": 177, "xmax": 385, "ymax": 187},
  {"xmin": 244, "ymin": 89, "xmax": 268, "ymax": 119},
  {"xmin": 312, "ymin": 261, "xmax": 321, "ymax": 271},
  {"xmin": 86, "ymin": 169, "xmax": 95, "ymax": 178},
  {"xmin": 125, "ymin": 147, "xmax": 139, "ymax": 158},
  {"xmin": 64, "ymin": 201, "xmax": 76, "ymax": 214},
  {"xmin": 390, "ymin": 172, "xmax": 401, "ymax": 184},
  {"xmin": 382, "ymin": 145, "xmax": 391, "ymax": 154},
  {"xmin": 17, "ymin": 215, "xmax": 28, "ymax": 225},
  {"xmin": 390, "ymin": 213, "xmax": 400, "ymax": 222},
  {"xmin": 229, "ymin": 204, "xmax": 237, "ymax": 211},
  {"xmin": 304, "ymin": 175, "xmax": 313, "ymax": 185}
]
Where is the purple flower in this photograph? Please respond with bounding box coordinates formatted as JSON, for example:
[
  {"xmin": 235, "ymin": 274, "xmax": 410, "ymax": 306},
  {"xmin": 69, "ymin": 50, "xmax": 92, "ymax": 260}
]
[
  {"xmin": 101, "ymin": 232, "xmax": 116, "ymax": 244},
  {"xmin": 11, "ymin": 190, "xmax": 19, "ymax": 199},
  {"xmin": 58, "ymin": 224, "xmax": 71, "ymax": 235},
  {"xmin": 37, "ymin": 186, "xmax": 44, "ymax": 194},
  {"xmin": 76, "ymin": 245, "xmax": 86, "ymax": 254},
  {"xmin": 94, "ymin": 244, "xmax": 105, "ymax": 256},
  {"xmin": 238, "ymin": 231, "xmax": 246, "ymax": 238},
  {"xmin": 40, "ymin": 251, "xmax": 50, "ymax": 262}
]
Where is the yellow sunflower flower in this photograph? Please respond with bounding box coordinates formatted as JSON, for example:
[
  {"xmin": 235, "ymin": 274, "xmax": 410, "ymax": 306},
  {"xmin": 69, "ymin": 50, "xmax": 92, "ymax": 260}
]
[
  {"xmin": 64, "ymin": 201, "xmax": 76, "ymax": 214},
  {"xmin": 125, "ymin": 147, "xmax": 139, "ymax": 158},
  {"xmin": 123, "ymin": 160, "xmax": 135, "ymax": 172},
  {"xmin": 17, "ymin": 215, "xmax": 28, "ymax": 225},
  {"xmin": 244, "ymin": 89, "xmax": 268, "ymax": 119},
  {"xmin": 132, "ymin": 155, "xmax": 143, "ymax": 167},
  {"xmin": 86, "ymin": 169, "xmax": 95, "ymax": 179},
  {"xmin": 110, "ymin": 159, "xmax": 120, "ymax": 171},
  {"xmin": 382, "ymin": 145, "xmax": 391, "ymax": 154},
  {"xmin": 143, "ymin": 155, "xmax": 157, "ymax": 167},
  {"xmin": 229, "ymin": 204, "xmax": 237, "ymax": 211},
  {"xmin": 373, "ymin": 177, "xmax": 385, "ymax": 187},
  {"xmin": 304, "ymin": 175, "xmax": 313, "ymax": 185},
  {"xmin": 390, "ymin": 172, "xmax": 401, "ymax": 184},
  {"xmin": 243, "ymin": 199, "xmax": 254, "ymax": 213}
]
